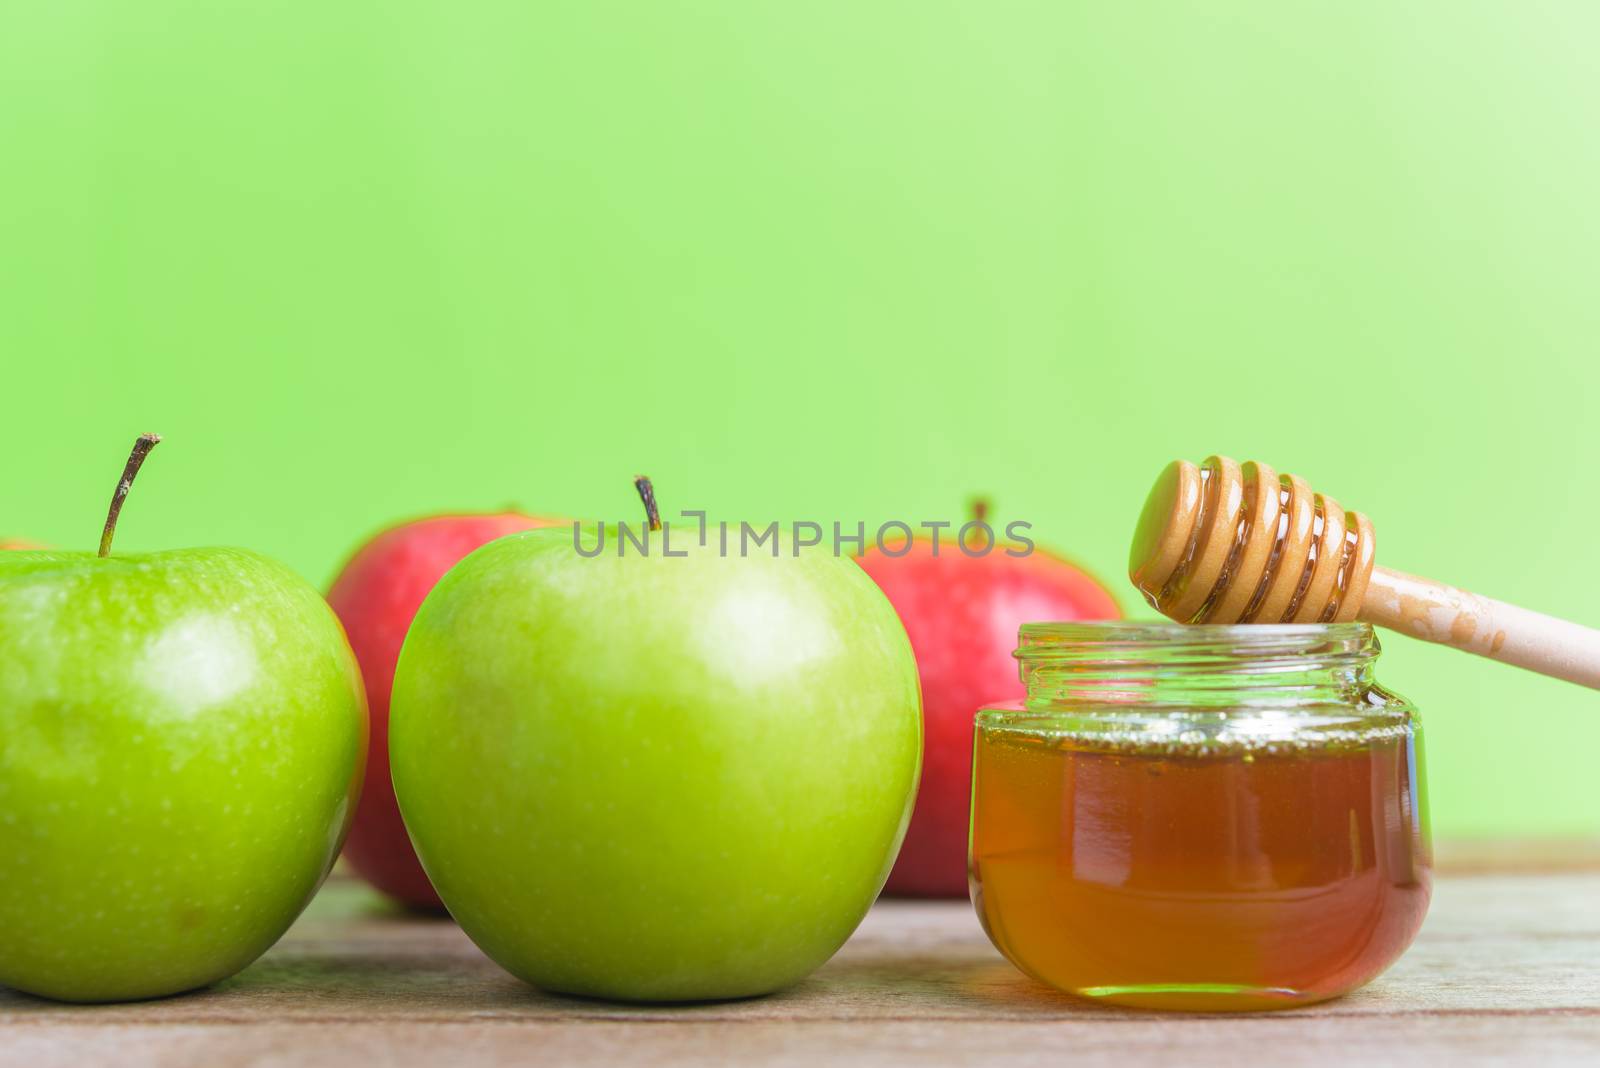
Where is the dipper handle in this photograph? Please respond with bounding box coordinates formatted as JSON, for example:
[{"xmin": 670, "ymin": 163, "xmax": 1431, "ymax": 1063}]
[
  {"xmin": 1130, "ymin": 456, "xmax": 1600, "ymax": 690},
  {"xmin": 1364, "ymin": 566, "xmax": 1600, "ymax": 689}
]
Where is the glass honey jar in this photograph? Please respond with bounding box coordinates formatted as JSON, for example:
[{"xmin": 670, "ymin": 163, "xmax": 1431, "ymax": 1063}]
[{"xmin": 969, "ymin": 622, "xmax": 1431, "ymax": 1011}]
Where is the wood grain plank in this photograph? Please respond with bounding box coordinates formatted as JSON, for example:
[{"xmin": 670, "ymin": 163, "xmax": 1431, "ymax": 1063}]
[
  {"xmin": 3, "ymin": 871, "xmax": 1598, "ymax": 1065},
  {"xmin": 1435, "ymin": 838, "xmax": 1600, "ymax": 874},
  {"xmin": 5, "ymin": 1016, "xmax": 1600, "ymax": 1068}
]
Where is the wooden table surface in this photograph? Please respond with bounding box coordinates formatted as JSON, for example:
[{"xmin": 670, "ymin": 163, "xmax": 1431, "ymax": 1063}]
[{"xmin": 4, "ymin": 846, "xmax": 1599, "ymax": 1067}]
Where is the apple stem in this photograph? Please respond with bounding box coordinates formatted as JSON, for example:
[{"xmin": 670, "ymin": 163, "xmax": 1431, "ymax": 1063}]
[
  {"xmin": 99, "ymin": 433, "xmax": 162, "ymax": 558},
  {"xmin": 633, "ymin": 476, "xmax": 663, "ymax": 532},
  {"xmin": 971, "ymin": 497, "xmax": 990, "ymax": 524}
]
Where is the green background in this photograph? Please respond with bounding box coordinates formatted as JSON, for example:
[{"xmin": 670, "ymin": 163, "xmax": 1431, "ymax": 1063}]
[{"xmin": 3, "ymin": 3, "xmax": 1595, "ymax": 839}]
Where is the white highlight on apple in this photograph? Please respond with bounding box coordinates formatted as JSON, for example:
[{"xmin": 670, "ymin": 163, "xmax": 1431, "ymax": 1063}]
[
  {"xmin": 701, "ymin": 585, "xmax": 840, "ymax": 687},
  {"xmin": 137, "ymin": 615, "xmax": 258, "ymax": 718}
]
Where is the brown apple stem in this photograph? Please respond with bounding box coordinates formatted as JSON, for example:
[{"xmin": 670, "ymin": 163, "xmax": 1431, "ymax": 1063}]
[
  {"xmin": 99, "ymin": 433, "xmax": 162, "ymax": 557},
  {"xmin": 633, "ymin": 476, "xmax": 663, "ymax": 532},
  {"xmin": 971, "ymin": 497, "xmax": 990, "ymax": 524}
]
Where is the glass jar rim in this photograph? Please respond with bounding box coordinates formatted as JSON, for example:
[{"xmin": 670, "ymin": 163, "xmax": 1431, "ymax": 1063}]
[
  {"xmin": 1016, "ymin": 622, "xmax": 1378, "ymax": 671},
  {"xmin": 1001, "ymin": 620, "xmax": 1403, "ymax": 723},
  {"xmin": 1017, "ymin": 620, "xmax": 1373, "ymax": 651}
]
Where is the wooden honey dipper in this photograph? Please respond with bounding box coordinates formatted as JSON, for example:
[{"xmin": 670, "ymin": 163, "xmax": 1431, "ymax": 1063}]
[{"xmin": 1130, "ymin": 456, "xmax": 1600, "ymax": 690}]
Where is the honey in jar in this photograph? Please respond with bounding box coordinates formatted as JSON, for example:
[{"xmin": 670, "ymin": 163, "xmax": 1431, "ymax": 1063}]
[{"xmin": 969, "ymin": 622, "xmax": 1430, "ymax": 1011}]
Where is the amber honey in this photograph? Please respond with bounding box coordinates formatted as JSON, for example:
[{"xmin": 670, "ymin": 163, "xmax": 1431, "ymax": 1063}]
[{"xmin": 971, "ymin": 622, "xmax": 1432, "ymax": 1011}]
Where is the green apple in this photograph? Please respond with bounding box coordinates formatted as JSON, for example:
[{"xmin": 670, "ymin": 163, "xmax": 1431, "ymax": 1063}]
[
  {"xmin": 391, "ymin": 480, "xmax": 922, "ymax": 1001},
  {"xmin": 0, "ymin": 436, "xmax": 367, "ymax": 1003}
]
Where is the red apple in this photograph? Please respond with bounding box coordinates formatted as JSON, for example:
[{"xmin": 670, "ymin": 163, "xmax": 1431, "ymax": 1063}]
[
  {"xmin": 857, "ymin": 513, "xmax": 1120, "ymax": 897},
  {"xmin": 327, "ymin": 512, "xmax": 562, "ymax": 908}
]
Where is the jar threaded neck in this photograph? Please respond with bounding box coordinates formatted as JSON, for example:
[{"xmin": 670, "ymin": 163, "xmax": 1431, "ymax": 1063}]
[{"xmin": 1015, "ymin": 622, "xmax": 1377, "ymax": 710}]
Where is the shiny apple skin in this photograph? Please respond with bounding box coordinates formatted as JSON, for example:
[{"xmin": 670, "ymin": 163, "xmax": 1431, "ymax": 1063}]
[
  {"xmin": 0, "ymin": 548, "xmax": 366, "ymax": 1002},
  {"xmin": 391, "ymin": 527, "xmax": 922, "ymax": 1001},
  {"xmin": 327, "ymin": 513, "xmax": 560, "ymax": 908}
]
